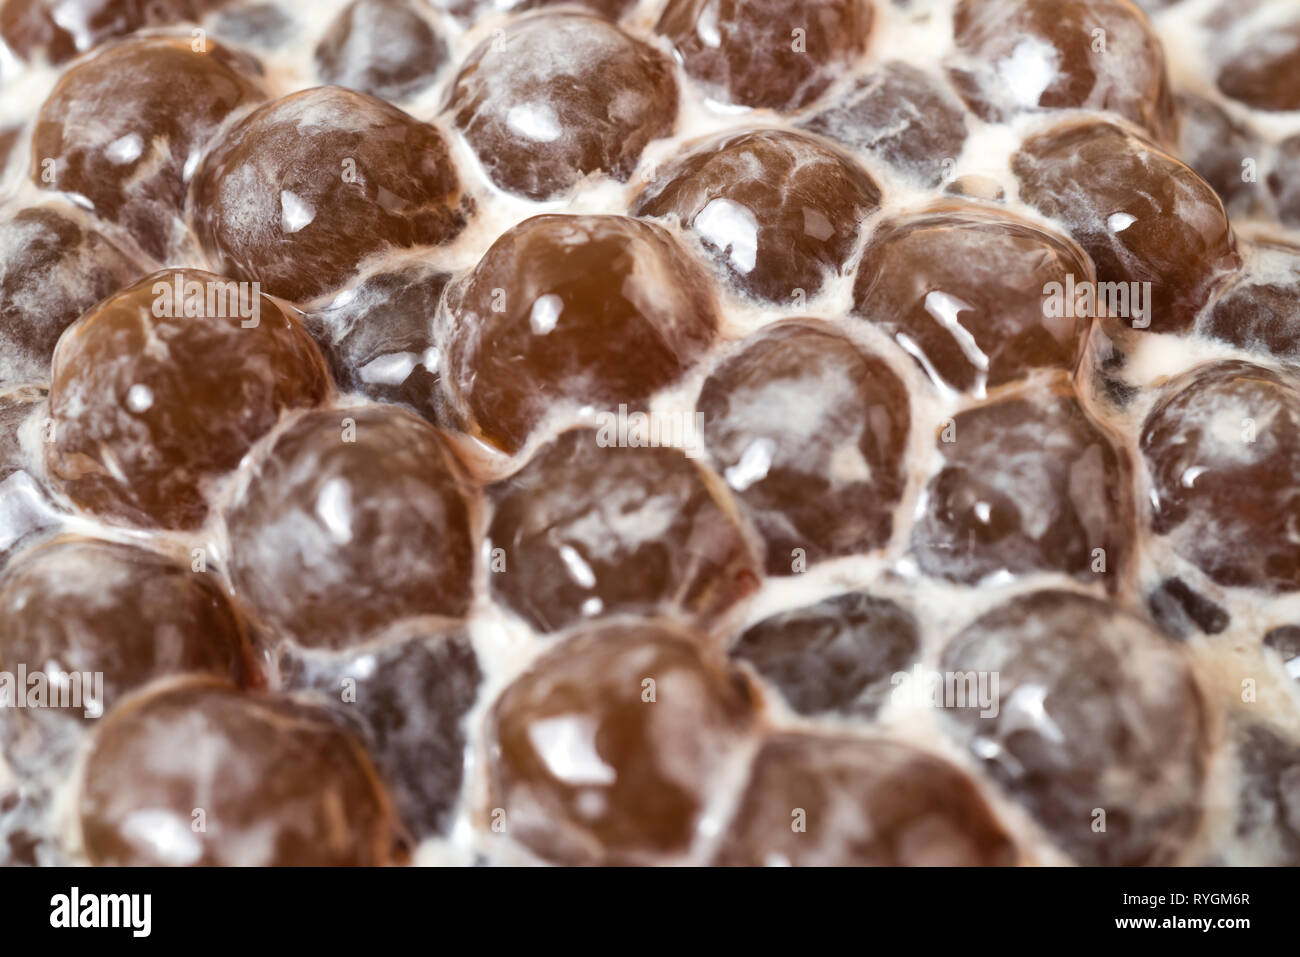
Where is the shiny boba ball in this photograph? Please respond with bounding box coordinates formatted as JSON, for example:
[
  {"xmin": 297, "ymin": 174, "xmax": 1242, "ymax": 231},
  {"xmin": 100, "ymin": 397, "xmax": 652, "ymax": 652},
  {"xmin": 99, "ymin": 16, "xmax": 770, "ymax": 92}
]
[
  {"xmin": 1216, "ymin": 15, "xmax": 1300, "ymax": 112},
  {"xmin": 910, "ymin": 384, "xmax": 1133, "ymax": 587},
  {"xmin": 0, "ymin": 536, "xmax": 250, "ymax": 775},
  {"xmin": 1013, "ymin": 118, "xmax": 1241, "ymax": 335},
  {"xmin": 656, "ymin": 0, "xmax": 875, "ymax": 113},
  {"xmin": 225, "ymin": 405, "xmax": 477, "ymax": 651},
  {"xmin": 487, "ymin": 620, "xmax": 757, "ymax": 864},
  {"xmin": 0, "ymin": 0, "xmax": 227, "ymax": 65},
  {"xmin": 192, "ymin": 86, "xmax": 469, "ymax": 302},
  {"xmin": 487, "ymin": 428, "xmax": 760, "ymax": 634},
  {"xmin": 282, "ymin": 628, "xmax": 482, "ymax": 840},
  {"xmin": 0, "ymin": 205, "xmax": 142, "ymax": 385},
  {"xmin": 303, "ymin": 259, "xmax": 450, "ymax": 424},
  {"xmin": 1140, "ymin": 360, "xmax": 1300, "ymax": 592},
  {"xmin": 851, "ymin": 202, "xmax": 1094, "ymax": 394},
  {"xmin": 1199, "ymin": 239, "xmax": 1300, "ymax": 363},
  {"xmin": 797, "ymin": 60, "xmax": 969, "ymax": 188},
  {"xmin": 79, "ymin": 678, "xmax": 397, "ymax": 866},
  {"xmin": 32, "ymin": 35, "xmax": 266, "ymax": 260},
  {"xmin": 446, "ymin": 12, "xmax": 677, "ymax": 201},
  {"xmin": 696, "ymin": 319, "xmax": 910, "ymax": 574},
  {"xmin": 940, "ymin": 590, "xmax": 1208, "ymax": 866},
  {"xmin": 45, "ymin": 268, "xmax": 331, "ymax": 530},
  {"xmin": 314, "ymin": 0, "xmax": 448, "ymax": 102},
  {"xmin": 633, "ymin": 129, "xmax": 882, "ymax": 303},
  {"xmin": 948, "ymin": 0, "xmax": 1177, "ymax": 145},
  {"xmin": 730, "ymin": 592, "xmax": 919, "ymax": 717},
  {"xmin": 713, "ymin": 734, "xmax": 1018, "ymax": 866},
  {"xmin": 437, "ymin": 214, "xmax": 720, "ymax": 455}
]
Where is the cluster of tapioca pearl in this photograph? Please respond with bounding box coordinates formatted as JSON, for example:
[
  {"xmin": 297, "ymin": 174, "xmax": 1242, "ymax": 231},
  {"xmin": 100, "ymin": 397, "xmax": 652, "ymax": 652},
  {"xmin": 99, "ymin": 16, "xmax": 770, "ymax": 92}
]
[{"xmin": 0, "ymin": 0, "xmax": 1297, "ymax": 866}]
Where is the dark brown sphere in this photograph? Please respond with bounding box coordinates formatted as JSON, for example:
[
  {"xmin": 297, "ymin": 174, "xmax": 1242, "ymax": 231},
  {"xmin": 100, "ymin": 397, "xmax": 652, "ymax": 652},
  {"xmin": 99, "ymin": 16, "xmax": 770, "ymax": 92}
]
[
  {"xmin": 0, "ymin": 0, "xmax": 228, "ymax": 65},
  {"xmin": 656, "ymin": 0, "xmax": 875, "ymax": 113},
  {"xmin": 79, "ymin": 678, "xmax": 397, "ymax": 866},
  {"xmin": 226, "ymin": 405, "xmax": 477, "ymax": 650},
  {"xmin": 911, "ymin": 384, "xmax": 1133, "ymax": 586},
  {"xmin": 32, "ymin": 35, "xmax": 265, "ymax": 261},
  {"xmin": 697, "ymin": 319, "xmax": 910, "ymax": 574},
  {"xmin": 1013, "ymin": 119, "xmax": 1240, "ymax": 335},
  {"xmin": 303, "ymin": 259, "xmax": 449, "ymax": 424},
  {"xmin": 438, "ymin": 214, "xmax": 720, "ymax": 455},
  {"xmin": 314, "ymin": 0, "xmax": 448, "ymax": 101},
  {"xmin": 45, "ymin": 268, "xmax": 331, "ymax": 530},
  {"xmin": 282, "ymin": 629, "xmax": 482, "ymax": 840},
  {"xmin": 1199, "ymin": 239, "xmax": 1300, "ymax": 363},
  {"xmin": 488, "ymin": 621, "xmax": 757, "ymax": 864},
  {"xmin": 487, "ymin": 429, "xmax": 759, "ymax": 634},
  {"xmin": 1140, "ymin": 360, "xmax": 1300, "ymax": 592},
  {"xmin": 1176, "ymin": 92, "xmax": 1261, "ymax": 218},
  {"xmin": 948, "ymin": 0, "xmax": 1177, "ymax": 145},
  {"xmin": 940, "ymin": 590, "xmax": 1207, "ymax": 866},
  {"xmin": 852, "ymin": 203, "xmax": 1094, "ymax": 394},
  {"xmin": 0, "ymin": 205, "xmax": 142, "ymax": 385},
  {"xmin": 0, "ymin": 536, "xmax": 250, "ymax": 775},
  {"xmin": 730, "ymin": 592, "xmax": 919, "ymax": 717},
  {"xmin": 192, "ymin": 86, "xmax": 469, "ymax": 302},
  {"xmin": 447, "ymin": 12, "xmax": 677, "ymax": 201},
  {"xmin": 713, "ymin": 734, "xmax": 1018, "ymax": 866},
  {"xmin": 634, "ymin": 129, "xmax": 882, "ymax": 303},
  {"xmin": 797, "ymin": 60, "xmax": 969, "ymax": 188},
  {"xmin": 1217, "ymin": 17, "xmax": 1300, "ymax": 112}
]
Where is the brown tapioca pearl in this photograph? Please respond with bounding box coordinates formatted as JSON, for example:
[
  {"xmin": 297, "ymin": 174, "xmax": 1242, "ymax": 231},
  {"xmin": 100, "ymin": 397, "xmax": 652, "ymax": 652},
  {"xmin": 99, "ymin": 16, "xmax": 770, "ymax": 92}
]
[
  {"xmin": 488, "ymin": 621, "xmax": 757, "ymax": 865},
  {"xmin": 1013, "ymin": 118, "xmax": 1241, "ymax": 335},
  {"xmin": 696, "ymin": 319, "xmax": 910, "ymax": 575},
  {"xmin": 1199, "ymin": 240, "xmax": 1300, "ymax": 364},
  {"xmin": 487, "ymin": 429, "xmax": 759, "ymax": 634},
  {"xmin": 31, "ymin": 35, "xmax": 265, "ymax": 261},
  {"xmin": 0, "ymin": 205, "xmax": 143, "ymax": 387},
  {"xmin": 1216, "ymin": 17, "xmax": 1300, "ymax": 112},
  {"xmin": 1140, "ymin": 360, "xmax": 1300, "ymax": 593},
  {"xmin": 192, "ymin": 86, "xmax": 468, "ymax": 303},
  {"xmin": 852, "ymin": 203, "xmax": 1094, "ymax": 395},
  {"xmin": 46, "ymin": 268, "xmax": 330, "ymax": 531},
  {"xmin": 1228, "ymin": 723, "xmax": 1300, "ymax": 866},
  {"xmin": 656, "ymin": 0, "xmax": 875, "ymax": 114},
  {"xmin": 633, "ymin": 129, "xmax": 881, "ymax": 304},
  {"xmin": 437, "ymin": 214, "xmax": 719, "ymax": 455},
  {"xmin": 0, "ymin": 0, "xmax": 229, "ymax": 65},
  {"xmin": 303, "ymin": 261, "xmax": 450, "ymax": 425},
  {"xmin": 0, "ymin": 384, "xmax": 42, "ymax": 483},
  {"xmin": 446, "ymin": 12, "xmax": 677, "ymax": 202},
  {"xmin": 948, "ymin": 0, "xmax": 1177, "ymax": 146},
  {"xmin": 713, "ymin": 734, "xmax": 1019, "ymax": 866},
  {"xmin": 0, "ymin": 536, "xmax": 250, "ymax": 777},
  {"xmin": 1176, "ymin": 93, "xmax": 1262, "ymax": 218},
  {"xmin": 225, "ymin": 405, "xmax": 476, "ymax": 652},
  {"xmin": 282, "ymin": 629, "xmax": 482, "ymax": 840},
  {"xmin": 314, "ymin": 0, "xmax": 448, "ymax": 102},
  {"xmin": 910, "ymin": 385, "xmax": 1133, "ymax": 587},
  {"xmin": 730, "ymin": 592, "xmax": 919, "ymax": 717},
  {"xmin": 797, "ymin": 60, "xmax": 969, "ymax": 188},
  {"xmin": 1268, "ymin": 135, "xmax": 1300, "ymax": 230},
  {"xmin": 940, "ymin": 590, "xmax": 1208, "ymax": 866},
  {"xmin": 79, "ymin": 678, "xmax": 398, "ymax": 866}
]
